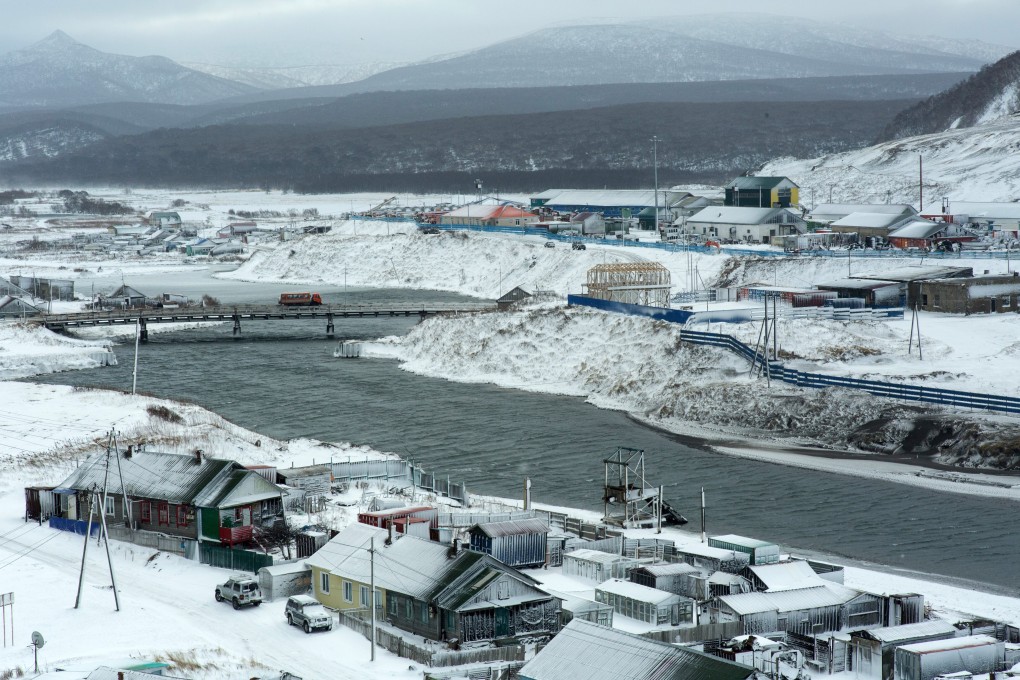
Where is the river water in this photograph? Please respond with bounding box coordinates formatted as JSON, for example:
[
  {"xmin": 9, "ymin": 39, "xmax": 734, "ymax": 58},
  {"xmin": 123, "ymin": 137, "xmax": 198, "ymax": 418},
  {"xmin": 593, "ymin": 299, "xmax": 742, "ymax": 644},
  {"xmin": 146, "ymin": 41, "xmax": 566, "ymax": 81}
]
[{"xmin": 28, "ymin": 268, "xmax": 1020, "ymax": 594}]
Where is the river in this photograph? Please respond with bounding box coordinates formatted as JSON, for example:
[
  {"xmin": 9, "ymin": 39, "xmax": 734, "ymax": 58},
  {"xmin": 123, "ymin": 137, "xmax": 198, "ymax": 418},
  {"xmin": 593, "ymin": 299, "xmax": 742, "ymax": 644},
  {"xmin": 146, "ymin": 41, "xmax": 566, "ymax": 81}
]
[{"xmin": 27, "ymin": 267, "xmax": 1020, "ymax": 594}]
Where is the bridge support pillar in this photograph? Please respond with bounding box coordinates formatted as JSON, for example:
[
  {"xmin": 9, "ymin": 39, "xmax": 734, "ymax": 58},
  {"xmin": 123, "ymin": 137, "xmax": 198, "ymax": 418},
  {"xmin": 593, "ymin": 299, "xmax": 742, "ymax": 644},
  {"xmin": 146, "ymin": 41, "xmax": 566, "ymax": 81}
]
[
  {"xmin": 326, "ymin": 312, "xmax": 334, "ymax": 338},
  {"xmin": 232, "ymin": 312, "xmax": 241, "ymax": 337},
  {"xmin": 139, "ymin": 318, "xmax": 148, "ymax": 342}
]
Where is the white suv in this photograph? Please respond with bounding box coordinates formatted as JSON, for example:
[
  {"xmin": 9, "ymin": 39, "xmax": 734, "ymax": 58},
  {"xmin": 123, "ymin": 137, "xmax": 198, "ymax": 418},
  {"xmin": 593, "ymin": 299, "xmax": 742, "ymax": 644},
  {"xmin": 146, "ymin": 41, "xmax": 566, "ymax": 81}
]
[
  {"xmin": 215, "ymin": 576, "xmax": 263, "ymax": 610},
  {"xmin": 285, "ymin": 595, "xmax": 333, "ymax": 633}
]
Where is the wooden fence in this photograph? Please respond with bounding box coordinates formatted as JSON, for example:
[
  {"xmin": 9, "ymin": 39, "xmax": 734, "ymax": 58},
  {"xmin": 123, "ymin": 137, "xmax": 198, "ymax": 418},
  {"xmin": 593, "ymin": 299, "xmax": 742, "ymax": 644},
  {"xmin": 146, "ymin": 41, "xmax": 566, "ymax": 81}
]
[
  {"xmin": 640, "ymin": 621, "xmax": 742, "ymax": 644},
  {"xmin": 337, "ymin": 611, "xmax": 525, "ymax": 668},
  {"xmin": 105, "ymin": 524, "xmax": 193, "ymax": 558}
]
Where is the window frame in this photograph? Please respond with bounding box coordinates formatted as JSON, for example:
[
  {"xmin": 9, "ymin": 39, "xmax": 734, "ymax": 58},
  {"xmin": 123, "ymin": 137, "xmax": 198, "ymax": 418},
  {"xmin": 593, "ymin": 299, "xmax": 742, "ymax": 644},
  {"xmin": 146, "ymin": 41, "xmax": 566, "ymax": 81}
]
[
  {"xmin": 176, "ymin": 505, "xmax": 188, "ymax": 527},
  {"xmin": 140, "ymin": 501, "xmax": 151, "ymax": 523},
  {"xmin": 104, "ymin": 496, "xmax": 115, "ymax": 517},
  {"xmin": 158, "ymin": 502, "xmax": 169, "ymax": 526},
  {"xmin": 343, "ymin": 580, "xmax": 353, "ymax": 603},
  {"xmin": 320, "ymin": 571, "xmax": 330, "ymax": 594},
  {"xmin": 360, "ymin": 585, "xmax": 369, "ymax": 608}
]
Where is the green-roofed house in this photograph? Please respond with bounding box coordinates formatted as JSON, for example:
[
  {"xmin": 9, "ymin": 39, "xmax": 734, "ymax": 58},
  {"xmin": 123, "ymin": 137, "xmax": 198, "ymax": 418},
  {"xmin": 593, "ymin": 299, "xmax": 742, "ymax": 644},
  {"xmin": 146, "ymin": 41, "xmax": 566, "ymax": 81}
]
[
  {"xmin": 306, "ymin": 523, "xmax": 560, "ymax": 643},
  {"xmin": 725, "ymin": 176, "xmax": 800, "ymax": 208},
  {"xmin": 51, "ymin": 447, "xmax": 284, "ymax": 547}
]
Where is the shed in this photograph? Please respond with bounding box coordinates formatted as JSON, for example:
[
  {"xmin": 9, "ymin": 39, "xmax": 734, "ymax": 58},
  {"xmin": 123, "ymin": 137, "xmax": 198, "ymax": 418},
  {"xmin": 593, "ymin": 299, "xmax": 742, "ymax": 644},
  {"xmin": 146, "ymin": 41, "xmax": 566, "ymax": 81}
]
[
  {"xmin": 276, "ymin": 465, "xmax": 331, "ymax": 498},
  {"xmin": 713, "ymin": 583, "xmax": 880, "ymax": 636},
  {"xmin": 357, "ymin": 505, "xmax": 439, "ymax": 530},
  {"xmin": 0, "ymin": 295, "xmax": 41, "ymax": 318},
  {"xmin": 850, "ymin": 620, "xmax": 959, "ymax": 680},
  {"xmin": 109, "ymin": 284, "xmax": 147, "ymax": 308},
  {"xmin": 709, "ymin": 571, "xmax": 753, "ymax": 597},
  {"xmin": 497, "ymin": 286, "xmax": 532, "ymax": 310},
  {"xmin": 543, "ymin": 588, "xmax": 614, "ymax": 627},
  {"xmin": 816, "ymin": 278, "xmax": 904, "ymax": 308},
  {"xmin": 468, "ymin": 517, "xmax": 549, "ymax": 568},
  {"xmin": 24, "ymin": 485, "xmax": 57, "ymax": 522},
  {"xmin": 295, "ymin": 530, "xmax": 329, "ymax": 558},
  {"xmin": 912, "ymin": 274, "xmax": 1020, "ymax": 315},
  {"xmin": 745, "ymin": 560, "xmax": 825, "ymax": 592},
  {"xmin": 562, "ymin": 549, "xmax": 644, "ymax": 584},
  {"xmin": 595, "ymin": 578, "xmax": 695, "ymax": 626},
  {"xmin": 391, "ymin": 516, "xmax": 430, "ymax": 539},
  {"xmin": 630, "ymin": 562, "xmax": 700, "ymax": 596},
  {"xmin": 894, "ymin": 635, "xmax": 1003, "ymax": 680},
  {"xmin": 674, "ymin": 542, "xmax": 750, "ymax": 574},
  {"xmin": 257, "ymin": 561, "xmax": 312, "ymax": 601},
  {"xmin": 709, "ymin": 534, "xmax": 780, "ymax": 566},
  {"xmin": 519, "ymin": 618, "xmax": 755, "ymax": 680}
]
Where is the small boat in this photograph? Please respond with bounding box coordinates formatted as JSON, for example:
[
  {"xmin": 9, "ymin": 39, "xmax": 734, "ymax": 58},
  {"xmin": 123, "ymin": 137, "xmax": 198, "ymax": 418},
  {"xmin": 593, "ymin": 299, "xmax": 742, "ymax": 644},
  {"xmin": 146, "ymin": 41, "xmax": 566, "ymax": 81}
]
[{"xmin": 333, "ymin": 341, "xmax": 361, "ymax": 359}]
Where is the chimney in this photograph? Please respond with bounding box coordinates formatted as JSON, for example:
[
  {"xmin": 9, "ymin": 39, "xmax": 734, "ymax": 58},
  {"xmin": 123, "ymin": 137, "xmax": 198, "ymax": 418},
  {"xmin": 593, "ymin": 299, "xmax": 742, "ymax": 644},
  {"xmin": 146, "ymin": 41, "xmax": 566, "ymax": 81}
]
[
  {"xmin": 387, "ymin": 522, "xmax": 395, "ymax": 545},
  {"xmin": 194, "ymin": 448, "xmax": 203, "ymax": 465},
  {"xmin": 124, "ymin": 445, "xmax": 133, "ymax": 459}
]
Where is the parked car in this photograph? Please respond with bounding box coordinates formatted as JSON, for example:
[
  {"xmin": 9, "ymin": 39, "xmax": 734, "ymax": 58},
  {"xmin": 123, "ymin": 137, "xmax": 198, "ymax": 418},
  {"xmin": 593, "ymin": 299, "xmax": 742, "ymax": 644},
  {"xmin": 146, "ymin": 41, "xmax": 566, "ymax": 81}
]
[
  {"xmin": 285, "ymin": 595, "xmax": 333, "ymax": 633},
  {"xmin": 544, "ymin": 241, "xmax": 555, "ymax": 248},
  {"xmin": 420, "ymin": 227, "xmax": 441, "ymax": 234},
  {"xmin": 571, "ymin": 242, "xmax": 586, "ymax": 250},
  {"xmin": 215, "ymin": 576, "xmax": 263, "ymax": 610}
]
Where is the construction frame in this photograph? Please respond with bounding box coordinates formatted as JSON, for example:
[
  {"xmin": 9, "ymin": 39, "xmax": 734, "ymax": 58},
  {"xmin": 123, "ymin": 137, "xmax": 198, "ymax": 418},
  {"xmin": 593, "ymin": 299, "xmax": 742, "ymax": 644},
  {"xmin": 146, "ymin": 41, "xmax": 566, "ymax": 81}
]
[{"xmin": 584, "ymin": 262, "xmax": 672, "ymax": 308}]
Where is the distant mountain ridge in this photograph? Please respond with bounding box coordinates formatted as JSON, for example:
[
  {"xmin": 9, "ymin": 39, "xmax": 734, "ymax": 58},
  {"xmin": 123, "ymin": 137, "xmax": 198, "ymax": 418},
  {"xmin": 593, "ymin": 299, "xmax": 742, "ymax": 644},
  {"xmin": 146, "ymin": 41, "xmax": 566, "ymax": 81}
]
[
  {"xmin": 0, "ymin": 30, "xmax": 258, "ymax": 108},
  {"xmin": 876, "ymin": 50, "xmax": 1020, "ymax": 142}
]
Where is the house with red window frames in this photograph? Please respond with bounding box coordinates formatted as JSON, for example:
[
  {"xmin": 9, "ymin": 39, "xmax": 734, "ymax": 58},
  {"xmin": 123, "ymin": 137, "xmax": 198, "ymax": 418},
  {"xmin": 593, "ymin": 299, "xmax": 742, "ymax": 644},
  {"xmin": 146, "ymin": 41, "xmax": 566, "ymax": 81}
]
[{"xmin": 50, "ymin": 446, "xmax": 284, "ymax": 547}]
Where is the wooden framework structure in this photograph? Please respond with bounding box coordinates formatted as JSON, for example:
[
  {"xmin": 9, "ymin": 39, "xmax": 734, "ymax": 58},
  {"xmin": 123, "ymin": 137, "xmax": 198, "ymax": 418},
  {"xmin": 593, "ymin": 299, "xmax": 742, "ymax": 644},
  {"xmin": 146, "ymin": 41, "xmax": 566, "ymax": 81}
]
[{"xmin": 584, "ymin": 263, "xmax": 672, "ymax": 307}]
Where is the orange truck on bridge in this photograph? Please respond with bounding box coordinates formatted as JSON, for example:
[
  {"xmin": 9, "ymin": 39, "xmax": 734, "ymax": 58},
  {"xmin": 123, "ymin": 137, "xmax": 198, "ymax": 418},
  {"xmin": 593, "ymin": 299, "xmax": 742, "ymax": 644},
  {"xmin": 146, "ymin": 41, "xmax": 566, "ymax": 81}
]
[{"xmin": 278, "ymin": 292, "xmax": 323, "ymax": 306}]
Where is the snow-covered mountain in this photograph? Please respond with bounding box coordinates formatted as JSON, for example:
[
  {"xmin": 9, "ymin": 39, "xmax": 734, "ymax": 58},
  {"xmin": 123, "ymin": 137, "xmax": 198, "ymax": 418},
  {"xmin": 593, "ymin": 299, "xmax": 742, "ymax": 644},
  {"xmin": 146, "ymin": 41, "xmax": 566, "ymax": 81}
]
[
  {"xmin": 878, "ymin": 50, "xmax": 1020, "ymax": 141},
  {"xmin": 0, "ymin": 31, "xmax": 258, "ymax": 108},
  {"xmin": 328, "ymin": 14, "xmax": 1002, "ymax": 94},
  {"xmin": 760, "ymin": 115, "xmax": 1020, "ymax": 204},
  {"xmin": 182, "ymin": 61, "xmax": 406, "ymax": 89}
]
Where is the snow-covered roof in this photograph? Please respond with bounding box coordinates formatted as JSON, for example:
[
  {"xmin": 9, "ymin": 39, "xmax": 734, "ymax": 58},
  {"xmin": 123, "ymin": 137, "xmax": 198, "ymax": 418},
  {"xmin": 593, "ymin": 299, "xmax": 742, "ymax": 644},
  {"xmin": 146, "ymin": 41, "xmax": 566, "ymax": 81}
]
[
  {"xmin": 717, "ymin": 584, "xmax": 861, "ymax": 615},
  {"xmin": 471, "ymin": 517, "xmax": 549, "ymax": 538},
  {"xmin": 851, "ymin": 266, "xmax": 972, "ymax": 283},
  {"xmin": 856, "ymin": 619, "xmax": 958, "ymax": 644},
  {"xmin": 542, "ymin": 189, "xmax": 688, "ymax": 208},
  {"xmin": 747, "ymin": 560, "xmax": 823, "ymax": 592},
  {"xmin": 635, "ymin": 562, "xmax": 699, "ymax": 577},
  {"xmin": 57, "ymin": 450, "xmax": 238, "ymax": 505},
  {"xmin": 830, "ymin": 212, "xmax": 917, "ymax": 229},
  {"xmin": 687, "ymin": 207, "xmax": 792, "ymax": 225},
  {"xmin": 949, "ymin": 202, "xmax": 1020, "ymax": 220},
  {"xmin": 729, "ymin": 176, "xmax": 797, "ymax": 190},
  {"xmin": 887, "ymin": 220, "xmax": 948, "ymax": 239},
  {"xmin": 675, "ymin": 542, "xmax": 748, "ymax": 561},
  {"xmin": 306, "ymin": 523, "xmax": 456, "ymax": 599},
  {"xmin": 564, "ymin": 548, "xmax": 632, "ymax": 565},
  {"xmin": 519, "ymin": 619, "xmax": 755, "ymax": 680},
  {"xmin": 810, "ymin": 204, "xmax": 916, "ymax": 219},
  {"xmin": 897, "ymin": 634, "xmax": 999, "ymax": 655},
  {"xmin": 711, "ymin": 534, "xmax": 776, "ymax": 549},
  {"xmin": 816, "ymin": 278, "xmax": 901, "ymax": 290},
  {"xmin": 596, "ymin": 578, "xmax": 681, "ymax": 604}
]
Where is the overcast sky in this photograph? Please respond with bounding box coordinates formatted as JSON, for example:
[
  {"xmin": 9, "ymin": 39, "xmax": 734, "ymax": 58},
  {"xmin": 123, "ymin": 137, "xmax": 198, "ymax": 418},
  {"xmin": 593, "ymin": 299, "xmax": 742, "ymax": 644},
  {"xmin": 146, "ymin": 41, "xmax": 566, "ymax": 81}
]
[{"xmin": 2, "ymin": 0, "xmax": 1018, "ymax": 67}]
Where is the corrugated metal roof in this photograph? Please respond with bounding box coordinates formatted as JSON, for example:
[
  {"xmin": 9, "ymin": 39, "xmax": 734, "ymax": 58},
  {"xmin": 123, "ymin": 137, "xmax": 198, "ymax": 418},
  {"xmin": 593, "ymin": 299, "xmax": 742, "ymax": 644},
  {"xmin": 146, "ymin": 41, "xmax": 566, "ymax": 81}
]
[
  {"xmin": 636, "ymin": 562, "xmax": 698, "ymax": 577},
  {"xmin": 688, "ymin": 206, "xmax": 792, "ymax": 225},
  {"xmin": 851, "ymin": 266, "xmax": 972, "ymax": 283},
  {"xmin": 748, "ymin": 561, "xmax": 823, "ymax": 592},
  {"xmin": 564, "ymin": 549, "xmax": 631, "ymax": 565},
  {"xmin": 58, "ymin": 451, "xmax": 236, "ymax": 505},
  {"xmin": 596, "ymin": 578, "xmax": 680, "ymax": 605},
  {"xmin": 718, "ymin": 584, "xmax": 860, "ymax": 615},
  {"xmin": 472, "ymin": 518, "xmax": 550, "ymax": 538},
  {"xmin": 817, "ymin": 277, "xmax": 901, "ymax": 290},
  {"xmin": 810, "ymin": 204, "xmax": 916, "ymax": 219},
  {"xmin": 948, "ymin": 202, "xmax": 1020, "ymax": 219},
  {"xmin": 887, "ymin": 220, "xmax": 946, "ymax": 239},
  {"xmin": 898, "ymin": 634, "xmax": 999, "ymax": 655},
  {"xmin": 727, "ymin": 176, "xmax": 795, "ymax": 190},
  {"xmin": 830, "ymin": 212, "xmax": 914, "ymax": 229},
  {"xmin": 858, "ymin": 620, "xmax": 959, "ymax": 643},
  {"xmin": 675, "ymin": 542, "xmax": 748, "ymax": 561},
  {"xmin": 711, "ymin": 534, "xmax": 776, "ymax": 550},
  {"xmin": 519, "ymin": 619, "xmax": 754, "ymax": 680}
]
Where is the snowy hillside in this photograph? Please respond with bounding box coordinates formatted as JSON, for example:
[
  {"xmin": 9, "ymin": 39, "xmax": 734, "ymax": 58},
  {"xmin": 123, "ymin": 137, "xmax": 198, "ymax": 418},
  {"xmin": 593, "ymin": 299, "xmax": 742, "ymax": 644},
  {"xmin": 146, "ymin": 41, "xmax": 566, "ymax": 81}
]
[
  {"xmin": 761, "ymin": 115, "xmax": 1020, "ymax": 204},
  {"xmin": 183, "ymin": 60, "xmax": 407, "ymax": 89}
]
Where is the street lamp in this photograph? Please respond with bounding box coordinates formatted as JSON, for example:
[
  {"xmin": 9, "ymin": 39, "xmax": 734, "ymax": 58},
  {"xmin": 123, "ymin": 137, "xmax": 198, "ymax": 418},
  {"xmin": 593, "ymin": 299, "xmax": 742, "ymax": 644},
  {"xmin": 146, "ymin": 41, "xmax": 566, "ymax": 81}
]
[{"xmin": 651, "ymin": 136, "xmax": 661, "ymax": 234}]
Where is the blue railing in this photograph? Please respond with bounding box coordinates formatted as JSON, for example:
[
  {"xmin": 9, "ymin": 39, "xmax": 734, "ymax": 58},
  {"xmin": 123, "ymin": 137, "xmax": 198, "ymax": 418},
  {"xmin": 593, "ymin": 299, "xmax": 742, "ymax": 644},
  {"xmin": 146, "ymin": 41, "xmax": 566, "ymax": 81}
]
[
  {"xmin": 568, "ymin": 295, "xmax": 1020, "ymax": 415},
  {"xmin": 49, "ymin": 516, "xmax": 100, "ymax": 536},
  {"xmin": 356, "ymin": 217, "xmax": 1018, "ymax": 260}
]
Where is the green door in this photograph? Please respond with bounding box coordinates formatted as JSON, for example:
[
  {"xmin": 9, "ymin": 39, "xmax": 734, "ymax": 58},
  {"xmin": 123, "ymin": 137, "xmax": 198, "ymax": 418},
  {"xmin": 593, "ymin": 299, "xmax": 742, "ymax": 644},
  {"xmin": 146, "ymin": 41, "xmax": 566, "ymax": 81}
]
[{"xmin": 495, "ymin": 607, "xmax": 510, "ymax": 638}]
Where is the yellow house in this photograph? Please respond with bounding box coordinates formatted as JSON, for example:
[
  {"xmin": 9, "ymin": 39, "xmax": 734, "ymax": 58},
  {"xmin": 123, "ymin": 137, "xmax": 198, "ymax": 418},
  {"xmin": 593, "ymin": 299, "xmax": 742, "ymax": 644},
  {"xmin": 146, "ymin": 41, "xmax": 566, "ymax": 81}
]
[{"xmin": 725, "ymin": 176, "xmax": 799, "ymax": 209}]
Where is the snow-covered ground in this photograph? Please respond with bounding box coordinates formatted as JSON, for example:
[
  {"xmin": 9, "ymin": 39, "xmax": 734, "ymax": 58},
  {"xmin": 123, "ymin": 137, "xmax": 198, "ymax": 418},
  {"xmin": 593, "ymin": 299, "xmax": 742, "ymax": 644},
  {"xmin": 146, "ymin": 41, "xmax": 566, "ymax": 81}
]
[{"xmin": 4, "ymin": 190, "xmax": 1020, "ymax": 677}]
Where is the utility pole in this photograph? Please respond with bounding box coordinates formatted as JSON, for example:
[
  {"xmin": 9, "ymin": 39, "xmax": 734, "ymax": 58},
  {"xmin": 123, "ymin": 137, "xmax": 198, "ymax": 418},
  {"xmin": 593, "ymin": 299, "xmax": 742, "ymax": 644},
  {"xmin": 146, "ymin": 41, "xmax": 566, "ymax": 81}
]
[
  {"xmin": 919, "ymin": 155, "xmax": 924, "ymax": 212},
  {"xmin": 370, "ymin": 537, "xmax": 376, "ymax": 662},
  {"xmin": 651, "ymin": 136, "xmax": 660, "ymax": 235},
  {"xmin": 74, "ymin": 440, "xmax": 121, "ymax": 611},
  {"xmin": 700, "ymin": 487, "xmax": 707, "ymax": 543},
  {"xmin": 131, "ymin": 320, "xmax": 140, "ymax": 395},
  {"xmin": 110, "ymin": 431, "xmax": 132, "ymax": 532}
]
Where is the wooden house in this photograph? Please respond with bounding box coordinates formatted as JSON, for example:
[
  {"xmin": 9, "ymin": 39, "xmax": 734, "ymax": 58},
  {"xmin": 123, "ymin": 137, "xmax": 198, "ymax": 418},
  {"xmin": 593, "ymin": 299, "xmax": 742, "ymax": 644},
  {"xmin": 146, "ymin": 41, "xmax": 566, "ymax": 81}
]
[
  {"xmin": 519, "ymin": 619, "xmax": 755, "ymax": 680},
  {"xmin": 595, "ymin": 578, "xmax": 695, "ymax": 626},
  {"xmin": 543, "ymin": 588, "xmax": 614, "ymax": 627},
  {"xmin": 49, "ymin": 448, "xmax": 283, "ymax": 547},
  {"xmin": 849, "ymin": 620, "xmax": 959, "ymax": 680},
  {"xmin": 497, "ymin": 286, "xmax": 532, "ymax": 310},
  {"xmin": 674, "ymin": 542, "xmax": 750, "ymax": 574},
  {"xmin": 468, "ymin": 517, "xmax": 549, "ymax": 568},
  {"xmin": 147, "ymin": 211, "xmax": 182, "ymax": 228},
  {"xmin": 894, "ymin": 635, "xmax": 1002, "ymax": 680},
  {"xmin": 629, "ymin": 562, "xmax": 702, "ymax": 598},
  {"xmin": 306, "ymin": 523, "xmax": 559, "ymax": 643}
]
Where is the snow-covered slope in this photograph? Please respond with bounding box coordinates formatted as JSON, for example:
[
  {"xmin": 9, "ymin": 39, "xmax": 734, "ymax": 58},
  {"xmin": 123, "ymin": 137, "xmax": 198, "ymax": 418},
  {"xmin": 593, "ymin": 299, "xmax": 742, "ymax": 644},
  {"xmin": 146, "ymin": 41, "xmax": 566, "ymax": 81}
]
[
  {"xmin": 761, "ymin": 115, "xmax": 1020, "ymax": 204},
  {"xmin": 183, "ymin": 61, "xmax": 407, "ymax": 89},
  {"xmin": 0, "ymin": 31, "xmax": 258, "ymax": 107}
]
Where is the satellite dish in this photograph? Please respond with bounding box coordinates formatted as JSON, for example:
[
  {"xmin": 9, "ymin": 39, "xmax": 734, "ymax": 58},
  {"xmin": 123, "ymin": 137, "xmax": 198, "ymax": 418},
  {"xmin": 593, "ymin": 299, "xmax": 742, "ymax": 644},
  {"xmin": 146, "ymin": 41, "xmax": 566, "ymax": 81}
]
[{"xmin": 31, "ymin": 631, "xmax": 44, "ymax": 648}]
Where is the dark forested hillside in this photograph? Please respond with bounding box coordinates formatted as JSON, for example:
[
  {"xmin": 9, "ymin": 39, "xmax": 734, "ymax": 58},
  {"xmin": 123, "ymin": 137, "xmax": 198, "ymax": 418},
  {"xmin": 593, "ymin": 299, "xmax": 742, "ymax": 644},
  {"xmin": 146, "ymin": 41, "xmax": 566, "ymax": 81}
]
[
  {"xmin": 876, "ymin": 50, "xmax": 1020, "ymax": 142},
  {"xmin": 6, "ymin": 99, "xmax": 914, "ymax": 192}
]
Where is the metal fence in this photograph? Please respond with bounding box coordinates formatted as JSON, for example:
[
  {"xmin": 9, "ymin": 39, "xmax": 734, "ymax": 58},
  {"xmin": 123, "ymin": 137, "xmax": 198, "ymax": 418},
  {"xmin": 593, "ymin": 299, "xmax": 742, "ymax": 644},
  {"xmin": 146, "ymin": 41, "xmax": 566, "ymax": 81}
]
[
  {"xmin": 329, "ymin": 458, "xmax": 470, "ymax": 506},
  {"xmin": 105, "ymin": 524, "xmax": 192, "ymax": 557},
  {"xmin": 48, "ymin": 516, "xmax": 99, "ymax": 536},
  {"xmin": 337, "ymin": 611, "xmax": 526, "ymax": 668},
  {"xmin": 198, "ymin": 542, "xmax": 273, "ymax": 573},
  {"xmin": 568, "ymin": 296, "xmax": 1020, "ymax": 415},
  {"xmin": 640, "ymin": 621, "xmax": 742, "ymax": 644}
]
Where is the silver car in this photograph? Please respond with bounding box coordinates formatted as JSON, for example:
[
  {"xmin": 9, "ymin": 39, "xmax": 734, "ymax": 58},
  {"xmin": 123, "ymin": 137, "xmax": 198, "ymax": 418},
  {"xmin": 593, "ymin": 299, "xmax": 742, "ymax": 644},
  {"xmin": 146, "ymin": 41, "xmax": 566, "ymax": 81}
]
[{"xmin": 285, "ymin": 595, "xmax": 333, "ymax": 633}]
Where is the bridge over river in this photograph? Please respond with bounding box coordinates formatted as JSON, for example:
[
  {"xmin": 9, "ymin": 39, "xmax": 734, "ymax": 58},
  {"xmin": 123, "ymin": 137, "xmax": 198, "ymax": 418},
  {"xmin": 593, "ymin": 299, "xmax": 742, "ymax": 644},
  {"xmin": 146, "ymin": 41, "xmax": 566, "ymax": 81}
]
[{"xmin": 36, "ymin": 302, "xmax": 495, "ymax": 339}]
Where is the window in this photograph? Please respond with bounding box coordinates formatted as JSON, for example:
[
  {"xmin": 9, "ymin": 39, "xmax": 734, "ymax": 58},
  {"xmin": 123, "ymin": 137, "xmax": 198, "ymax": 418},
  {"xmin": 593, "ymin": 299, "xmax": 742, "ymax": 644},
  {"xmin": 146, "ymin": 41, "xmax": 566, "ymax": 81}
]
[
  {"xmin": 104, "ymin": 496, "xmax": 115, "ymax": 516},
  {"xmin": 406, "ymin": 599, "xmax": 413, "ymax": 619},
  {"xmin": 343, "ymin": 580, "xmax": 353, "ymax": 603},
  {"xmin": 140, "ymin": 501, "xmax": 151, "ymax": 523},
  {"xmin": 421, "ymin": 603, "xmax": 430, "ymax": 624},
  {"xmin": 389, "ymin": 595, "xmax": 397, "ymax": 615},
  {"xmin": 360, "ymin": 585, "xmax": 369, "ymax": 607},
  {"xmin": 158, "ymin": 502, "xmax": 169, "ymax": 525},
  {"xmin": 176, "ymin": 505, "xmax": 188, "ymax": 527},
  {"xmin": 497, "ymin": 580, "xmax": 509, "ymax": 600},
  {"xmin": 320, "ymin": 571, "xmax": 330, "ymax": 594}
]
